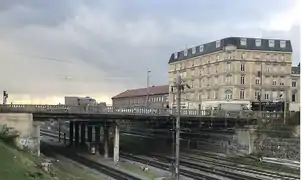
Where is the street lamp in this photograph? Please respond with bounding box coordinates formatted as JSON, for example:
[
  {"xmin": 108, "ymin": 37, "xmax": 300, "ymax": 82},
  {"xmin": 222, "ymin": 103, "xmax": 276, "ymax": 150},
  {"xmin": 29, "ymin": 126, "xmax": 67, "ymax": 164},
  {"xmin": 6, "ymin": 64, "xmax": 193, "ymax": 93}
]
[{"xmin": 146, "ymin": 70, "xmax": 151, "ymax": 108}]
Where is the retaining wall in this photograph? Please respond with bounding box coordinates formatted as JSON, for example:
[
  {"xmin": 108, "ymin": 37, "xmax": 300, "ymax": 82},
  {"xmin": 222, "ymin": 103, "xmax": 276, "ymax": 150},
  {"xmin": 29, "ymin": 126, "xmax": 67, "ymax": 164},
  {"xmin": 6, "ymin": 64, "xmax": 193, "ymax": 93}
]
[{"xmin": 0, "ymin": 113, "xmax": 40, "ymax": 156}]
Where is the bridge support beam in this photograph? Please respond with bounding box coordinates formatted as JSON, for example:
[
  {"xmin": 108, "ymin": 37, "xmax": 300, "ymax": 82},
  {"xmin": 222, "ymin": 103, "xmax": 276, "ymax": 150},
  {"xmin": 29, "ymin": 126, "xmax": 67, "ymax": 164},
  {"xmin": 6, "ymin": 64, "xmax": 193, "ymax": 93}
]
[
  {"xmin": 80, "ymin": 123, "xmax": 86, "ymax": 146},
  {"xmin": 95, "ymin": 126, "xmax": 100, "ymax": 154},
  {"xmin": 75, "ymin": 122, "xmax": 80, "ymax": 147},
  {"xmin": 103, "ymin": 124, "xmax": 109, "ymax": 158},
  {"xmin": 69, "ymin": 121, "xmax": 74, "ymax": 146},
  {"xmin": 87, "ymin": 126, "xmax": 92, "ymax": 143},
  {"xmin": 113, "ymin": 123, "xmax": 120, "ymax": 164}
]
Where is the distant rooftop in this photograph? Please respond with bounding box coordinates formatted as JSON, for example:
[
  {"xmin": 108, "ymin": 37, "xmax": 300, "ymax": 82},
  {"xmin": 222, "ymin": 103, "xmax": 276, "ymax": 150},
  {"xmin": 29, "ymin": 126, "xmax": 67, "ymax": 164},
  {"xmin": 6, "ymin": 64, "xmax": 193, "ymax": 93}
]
[
  {"xmin": 112, "ymin": 85, "xmax": 169, "ymax": 99},
  {"xmin": 169, "ymin": 37, "xmax": 293, "ymax": 64},
  {"xmin": 292, "ymin": 65, "xmax": 300, "ymax": 75}
]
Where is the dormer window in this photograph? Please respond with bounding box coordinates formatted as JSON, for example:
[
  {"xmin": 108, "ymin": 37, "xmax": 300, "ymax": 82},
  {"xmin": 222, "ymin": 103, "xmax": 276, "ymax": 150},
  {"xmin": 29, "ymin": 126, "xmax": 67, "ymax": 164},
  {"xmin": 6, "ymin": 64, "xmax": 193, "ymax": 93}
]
[
  {"xmin": 269, "ymin": 40, "xmax": 275, "ymax": 47},
  {"xmin": 280, "ymin": 40, "xmax": 286, "ymax": 48},
  {"xmin": 192, "ymin": 47, "xmax": 196, "ymax": 54},
  {"xmin": 199, "ymin": 45, "xmax": 204, "ymax": 52},
  {"xmin": 174, "ymin": 52, "xmax": 178, "ymax": 59},
  {"xmin": 240, "ymin": 38, "xmax": 247, "ymax": 46},
  {"xmin": 184, "ymin": 49, "xmax": 188, "ymax": 56},
  {"xmin": 216, "ymin": 40, "xmax": 221, "ymax": 48},
  {"xmin": 255, "ymin": 39, "xmax": 261, "ymax": 47}
]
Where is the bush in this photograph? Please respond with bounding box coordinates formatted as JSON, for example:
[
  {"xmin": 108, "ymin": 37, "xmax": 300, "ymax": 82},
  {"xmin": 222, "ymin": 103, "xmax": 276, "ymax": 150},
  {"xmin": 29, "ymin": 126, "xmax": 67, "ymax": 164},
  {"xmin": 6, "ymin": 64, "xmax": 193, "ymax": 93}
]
[{"xmin": 0, "ymin": 124, "xmax": 19, "ymax": 144}]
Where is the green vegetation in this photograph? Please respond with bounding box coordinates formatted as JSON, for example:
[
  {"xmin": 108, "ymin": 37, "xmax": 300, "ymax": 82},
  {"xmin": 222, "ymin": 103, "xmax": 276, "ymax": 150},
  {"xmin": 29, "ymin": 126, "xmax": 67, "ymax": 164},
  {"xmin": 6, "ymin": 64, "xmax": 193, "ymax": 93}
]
[
  {"xmin": 0, "ymin": 140, "xmax": 103, "ymax": 180},
  {"xmin": 0, "ymin": 123, "xmax": 101, "ymax": 180}
]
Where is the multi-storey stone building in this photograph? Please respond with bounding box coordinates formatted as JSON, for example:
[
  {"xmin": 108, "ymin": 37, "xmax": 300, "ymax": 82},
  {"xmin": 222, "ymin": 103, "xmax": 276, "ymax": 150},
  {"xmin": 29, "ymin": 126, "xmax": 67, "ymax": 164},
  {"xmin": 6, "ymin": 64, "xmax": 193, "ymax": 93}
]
[
  {"xmin": 290, "ymin": 64, "xmax": 300, "ymax": 111},
  {"xmin": 112, "ymin": 85, "xmax": 169, "ymax": 109},
  {"xmin": 168, "ymin": 37, "xmax": 293, "ymax": 109}
]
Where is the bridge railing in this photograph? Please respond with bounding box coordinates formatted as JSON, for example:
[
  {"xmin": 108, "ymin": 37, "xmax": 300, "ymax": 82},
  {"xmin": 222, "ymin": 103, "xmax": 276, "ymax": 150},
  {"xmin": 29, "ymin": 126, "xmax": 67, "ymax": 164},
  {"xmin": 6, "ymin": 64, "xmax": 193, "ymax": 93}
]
[{"xmin": 0, "ymin": 104, "xmax": 284, "ymax": 119}]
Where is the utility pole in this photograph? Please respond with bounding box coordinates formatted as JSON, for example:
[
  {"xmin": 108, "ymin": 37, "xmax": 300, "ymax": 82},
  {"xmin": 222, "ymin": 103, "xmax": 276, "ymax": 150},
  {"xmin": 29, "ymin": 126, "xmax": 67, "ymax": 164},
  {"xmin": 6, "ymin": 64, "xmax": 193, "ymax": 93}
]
[
  {"xmin": 170, "ymin": 74, "xmax": 190, "ymax": 180},
  {"xmin": 283, "ymin": 88, "xmax": 287, "ymax": 124},
  {"xmin": 146, "ymin": 70, "xmax": 151, "ymax": 108},
  {"xmin": 175, "ymin": 74, "xmax": 181, "ymax": 180}
]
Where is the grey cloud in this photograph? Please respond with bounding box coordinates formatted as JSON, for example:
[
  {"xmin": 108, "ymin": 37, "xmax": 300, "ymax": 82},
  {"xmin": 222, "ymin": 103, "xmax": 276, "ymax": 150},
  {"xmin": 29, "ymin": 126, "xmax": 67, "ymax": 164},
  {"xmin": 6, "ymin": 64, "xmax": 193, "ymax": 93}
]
[{"xmin": 0, "ymin": 0, "xmax": 299, "ymax": 103}]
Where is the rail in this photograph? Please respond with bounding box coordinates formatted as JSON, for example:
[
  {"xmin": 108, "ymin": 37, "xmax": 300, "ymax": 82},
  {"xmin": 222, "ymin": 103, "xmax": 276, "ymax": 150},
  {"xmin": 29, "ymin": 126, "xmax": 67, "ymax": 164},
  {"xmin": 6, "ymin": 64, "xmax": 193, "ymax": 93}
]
[{"xmin": 0, "ymin": 104, "xmax": 283, "ymax": 119}]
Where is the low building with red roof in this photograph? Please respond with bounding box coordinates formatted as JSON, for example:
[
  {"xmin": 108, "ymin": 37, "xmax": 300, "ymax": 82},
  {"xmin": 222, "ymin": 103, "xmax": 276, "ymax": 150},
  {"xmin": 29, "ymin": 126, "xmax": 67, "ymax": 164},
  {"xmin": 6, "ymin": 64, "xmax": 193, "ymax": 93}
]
[{"xmin": 112, "ymin": 85, "xmax": 169, "ymax": 109}]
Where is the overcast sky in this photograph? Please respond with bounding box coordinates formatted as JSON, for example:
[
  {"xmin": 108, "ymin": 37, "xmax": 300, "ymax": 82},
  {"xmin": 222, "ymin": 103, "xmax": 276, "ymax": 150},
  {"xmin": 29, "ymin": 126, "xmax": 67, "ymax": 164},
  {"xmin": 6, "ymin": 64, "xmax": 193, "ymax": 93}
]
[{"xmin": 0, "ymin": 0, "xmax": 301, "ymax": 104}]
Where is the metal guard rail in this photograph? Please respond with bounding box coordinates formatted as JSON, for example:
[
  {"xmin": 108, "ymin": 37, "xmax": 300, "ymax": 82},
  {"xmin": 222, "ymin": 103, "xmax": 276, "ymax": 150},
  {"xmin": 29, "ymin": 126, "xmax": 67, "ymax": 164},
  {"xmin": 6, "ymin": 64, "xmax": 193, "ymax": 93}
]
[{"xmin": 0, "ymin": 104, "xmax": 283, "ymax": 119}]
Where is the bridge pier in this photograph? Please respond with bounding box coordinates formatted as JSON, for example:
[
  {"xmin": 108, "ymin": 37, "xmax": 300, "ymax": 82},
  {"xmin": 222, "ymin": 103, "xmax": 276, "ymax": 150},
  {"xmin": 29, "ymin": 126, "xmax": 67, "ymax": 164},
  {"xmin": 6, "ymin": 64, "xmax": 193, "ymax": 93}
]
[
  {"xmin": 113, "ymin": 123, "xmax": 120, "ymax": 164},
  {"xmin": 94, "ymin": 126, "xmax": 101, "ymax": 154},
  {"xmin": 87, "ymin": 126, "xmax": 92, "ymax": 143},
  {"xmin": 69, "ymin": 121, "xmax": 74, "ymax": 146},
  {"xmin": 80, "ymin": 123, "xmax": 86, "ymax": 146},
  {"xmin": 103, "ymin": 124, "xmax": 109, "ymax": 158},
  {"xmin": 74, "ymin": 122, "xmax": 80, "ymax": 147}
]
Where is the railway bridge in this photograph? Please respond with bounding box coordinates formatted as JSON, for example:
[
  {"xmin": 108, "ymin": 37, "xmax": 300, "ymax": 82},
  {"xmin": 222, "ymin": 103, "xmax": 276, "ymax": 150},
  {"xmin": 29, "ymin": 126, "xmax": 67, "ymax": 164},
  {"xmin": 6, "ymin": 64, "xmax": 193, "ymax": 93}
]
[{"xmin": 0, "ymin": 104, "xmax": 283, "ymax": 163}]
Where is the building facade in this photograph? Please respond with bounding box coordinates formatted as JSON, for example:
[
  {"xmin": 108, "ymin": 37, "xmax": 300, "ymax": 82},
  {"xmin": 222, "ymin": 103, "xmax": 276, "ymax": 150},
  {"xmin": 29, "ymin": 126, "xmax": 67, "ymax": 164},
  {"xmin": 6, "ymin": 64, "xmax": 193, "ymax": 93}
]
[
  {"xmin": 112, "ymin": 85, "xmax": 169, "ymax": 109},
  {"xmin": 290, "ymin": 65, "xmax": 300, "ymax": 111},
  {"xmin": 168, "ymin": 37, "xmax": 293, "ymax": 109},
  {"xmin": 65, "ymin": 96, "xmax": 97, "ymax": 106}
]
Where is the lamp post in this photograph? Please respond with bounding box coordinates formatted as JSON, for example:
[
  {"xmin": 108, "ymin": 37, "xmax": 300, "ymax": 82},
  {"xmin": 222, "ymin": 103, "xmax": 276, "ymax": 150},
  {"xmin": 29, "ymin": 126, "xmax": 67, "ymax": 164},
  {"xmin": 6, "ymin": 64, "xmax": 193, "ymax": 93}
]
[{"xmin": 146, "ymin": 70, "xmax": 151, "ymax": 108}]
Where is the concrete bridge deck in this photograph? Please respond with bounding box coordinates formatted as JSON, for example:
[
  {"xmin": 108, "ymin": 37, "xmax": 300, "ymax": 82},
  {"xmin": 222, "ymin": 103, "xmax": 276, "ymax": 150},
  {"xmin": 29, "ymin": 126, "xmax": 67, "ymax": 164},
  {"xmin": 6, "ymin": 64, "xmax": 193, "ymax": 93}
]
[{"xmin": 0, "ymin": 104, "xmax": 283, "ymax": 121}]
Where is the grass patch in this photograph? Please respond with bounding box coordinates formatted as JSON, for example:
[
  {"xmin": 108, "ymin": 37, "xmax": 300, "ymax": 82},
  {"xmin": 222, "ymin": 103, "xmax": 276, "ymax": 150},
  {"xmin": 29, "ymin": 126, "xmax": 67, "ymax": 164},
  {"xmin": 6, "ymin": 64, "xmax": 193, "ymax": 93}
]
[{"xmin": 0, "ymin": 140, "xmax": 102, "ymax": 180}]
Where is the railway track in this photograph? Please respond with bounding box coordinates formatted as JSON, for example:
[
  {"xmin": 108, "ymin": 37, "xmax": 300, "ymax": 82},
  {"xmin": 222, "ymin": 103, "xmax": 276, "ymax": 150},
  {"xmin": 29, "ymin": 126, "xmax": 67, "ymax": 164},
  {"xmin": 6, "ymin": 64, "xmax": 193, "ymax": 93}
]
[
  {"xmin": 40, "ymin": 135, "xmax": 141, "ymax": 180},
  {"xmin": 41, "ymin": 130, "xmax": 299, "ymax": 180},
  {"xmin": 181, "ymin": 150, "xmax": 300, "ymax": 179},
  {"xmin": 120, "ymin": 153, "xmax": 220, "ymax": 180},
  {"xmin": 178, "ymin": 153, "xmax": 300, "ymax": 180}
]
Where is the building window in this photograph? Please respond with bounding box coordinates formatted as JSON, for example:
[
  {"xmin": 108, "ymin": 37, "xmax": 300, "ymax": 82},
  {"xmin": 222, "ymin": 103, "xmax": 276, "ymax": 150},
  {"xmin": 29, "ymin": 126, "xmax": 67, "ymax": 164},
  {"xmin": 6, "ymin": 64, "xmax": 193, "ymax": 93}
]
[
  {"xmin": 273, "ymin": 79, "xmax": 276, "ymax": 85},
  {"xmin": 255, "ymin": 90, "xmax": 260, "ymax": 100},
  {"xmin": 241, "ymin": 53, "xmax": 245, "ymax": 59},
  {"xmin": 292, "ymin": 81, "xmax": 296, "ymax": 87},
  {"xmin": 264, "ymin": 92, "xmax": 269, "ymax": 100},
  {"xmin": 207, "ymin": 77, "xmax": 210, "ymax": 86},
  {"xmin": 214, "ymin": 76, "xmax": 218, "ymax": 84},
  {"xmin": 239, "ymin": 89, "xmax": 245, "ymax": 99},
  {"xmin": 240, "ymin": 63, "xmax": 245, "ymax": 71},
  {"xmin": 280, "ymin": 40, "xmax": 286, "ymax": 48},
  {"xmin": 191, "ymin": 80, "xmax": 194, "ymax": 88},
  {"xmin": 192, "ymin": 47, "xmax": 196, "ymax": 54},
  {"xmin": 266, "ymin": 54, "xmax": 270, "ymax": 61},
  {"xmin": 216, "ymin": 55, "xmax": 220, "ymax": 61},
  {"xmin": 199, "ymin": 79, "xmax": 202, "ymax": 87},
  {"xmin": 199, "ymin": 45, "xmax": 204, "ymax": 52},
  {"xmin": 255, "ymin": 78, "xmax": 260, "ymax": 85},
  {"xmin": 225, "ymin": 90, "xmax": 233, "ymax": 100},
  {"xmin": 174, "ymin": 64, "xmax": 177, "ymax": 71},
  {"xmin": 198, "ymin": 93, "xmax": 202, "ymax": 101},
  {"xmin": 216, "ymin": 40, "xmax": 221, "ymax": 48},
  {"xmin": 226, "ymin": 75, "xmax": 232, "ymax": 84},
  {"xmin": 215, "ymin": 65, "xmax": 218, "ymax": 73},
  {"xmin": 240, "ymin": 38, "xmax": 247, "ymax": 46},
  {"xmin": 184, "ymin": 49, "xmax": 188, "ymax": 56},
  {"xmin": 214, "ymin": 90, "xmax": 218, "ymax": 99},
  {"xmin": 240, "ymin": 76, "xmax": 245, "ymax": 84},
  {"xmin": 174, "ymin": 52, "xmax": 178, "ymax": 59},
  {"xmin": 191, "ymin": 70, "xmax": 195, "ymax": 77},
  {"xmin": 255, "ymin": 39, "xmax": 261, "ymax": 47},
  {"xmin": 227, "ymin": 52, "xmax": 232, "ymax": 59},
  {"xmin": 280, "ymin": 78, "xmax": 284, "ymax": 86},
  {"xmin": 269, "ymin": 40, "xmax": 275, "ymax": 47},
  {"xmin": 292, "ymin": 94, "xmax": 296, "ymax": 102},
  {"xmin": 225, "ymin": 62, "xmax": 231, "ymax": 71}
]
